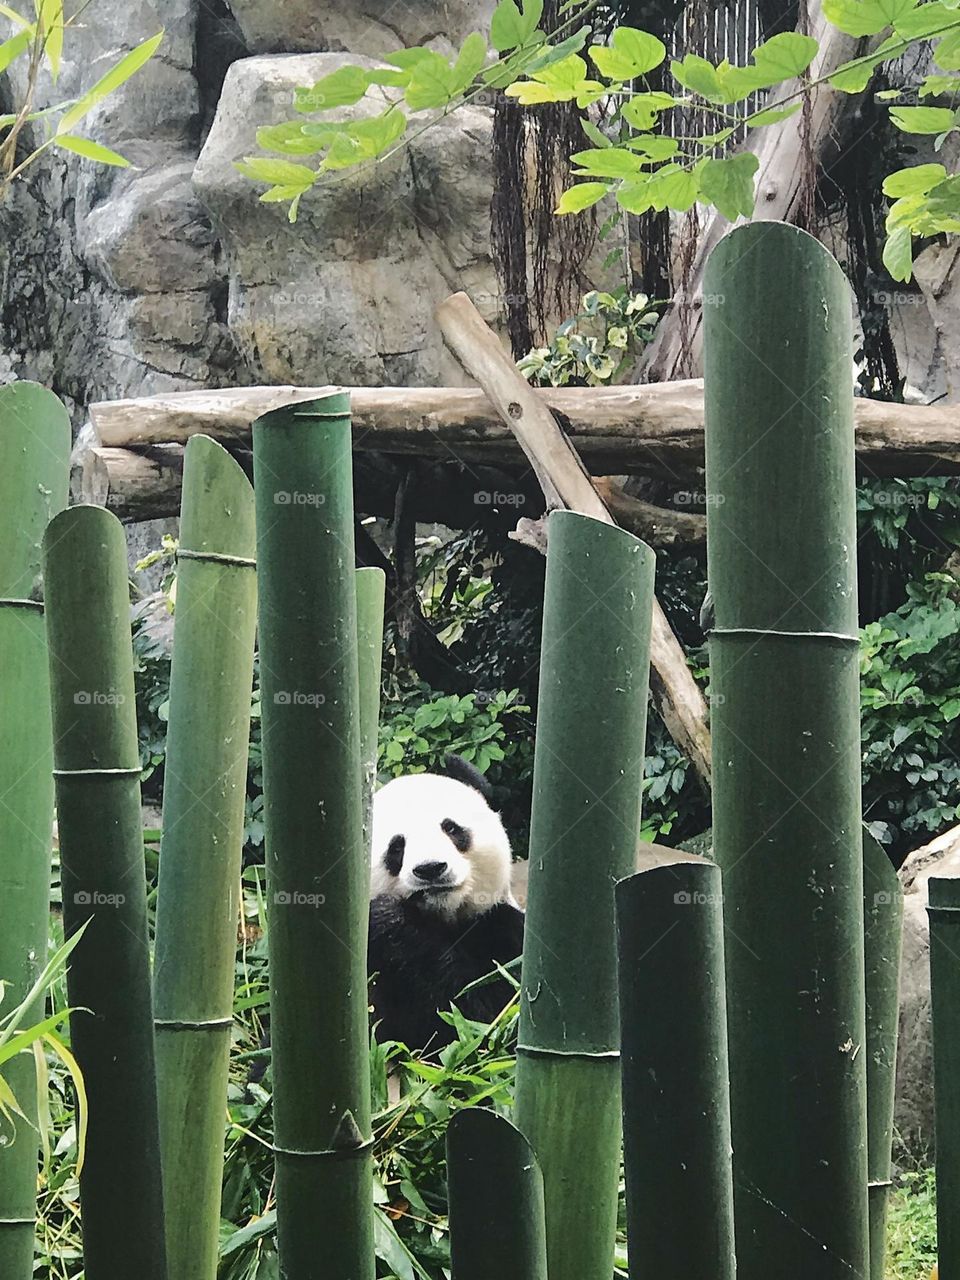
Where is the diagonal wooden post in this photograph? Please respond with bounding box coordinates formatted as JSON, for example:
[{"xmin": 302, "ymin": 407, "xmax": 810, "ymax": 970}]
[{"xmin": 435, "ymin": 290, "xmax": 711, "ymax": 789}]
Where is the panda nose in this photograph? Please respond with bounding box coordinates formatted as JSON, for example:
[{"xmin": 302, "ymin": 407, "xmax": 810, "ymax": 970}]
[{"xmin": 414, "ymin": 861, "xmax": 448, "ymax": 883}]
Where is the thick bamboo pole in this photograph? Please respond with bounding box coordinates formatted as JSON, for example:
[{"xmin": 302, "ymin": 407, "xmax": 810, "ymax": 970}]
[
  {"xmin": 928, "ymin": 877, "xmax": 960, "ymax": 1280},
  {"xmin": 514, "ymin": 510, "xmax": 654, "ymax": 1280},
  {"xmin": 356, "ymin": 567, "xmax": 385, "ymax": 853},
  {"xmin": 447, "ymin": 1110, "xmax": 548, "ymax": 1280},
  {"xmin": 704, "ymin": 222, "xmax": 868, "ymax": 1280},
  {"xmin": 862, "ymin": 832, "xmax": 904, "ymax": 1280},
  {"xmin": 0, "ymin": 383, "xmax": 69, "ymax": 1280},
  {"xmin": 253, "ymin": 392, "xmax": 374, "ymax": 1280},
  {"xmin": 43, "ymin": 506, "xmax": 166, "ymax": 1279},
  {"xmin": 615, "ymin": 860, "xmax": 735, "ymax": 1280},
  {"xmin": 153, "ymin": 436, "xmax": 258, "ymax": 1280}
]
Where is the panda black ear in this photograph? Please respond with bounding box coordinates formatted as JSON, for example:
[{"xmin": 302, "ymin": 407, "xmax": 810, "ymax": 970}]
[{"xmin": 442, "ymin": 753, "xmax": 494, "ymax": 803}]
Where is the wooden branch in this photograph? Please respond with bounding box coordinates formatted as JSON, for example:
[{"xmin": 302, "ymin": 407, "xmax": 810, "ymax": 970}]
[
  {"xmin": 642, "ymin": 5, "xmax": 864, "ymax": 381},
  {"xmin": 87, "ymin": 384, "xmax": 960, "ymax": 480},
  {"xmin": 436, "ymin": 290, "xmax": 713, "ymax": 790}
]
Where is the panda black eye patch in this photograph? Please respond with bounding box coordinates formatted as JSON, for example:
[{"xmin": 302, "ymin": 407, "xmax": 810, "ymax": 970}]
[
  {"xmin": 440, "ymin": 818, "xmax": 471, "ymax": 852},
  {"xmin": 384, "ymin": 835, "xmax": 405, "ymax": 876}
]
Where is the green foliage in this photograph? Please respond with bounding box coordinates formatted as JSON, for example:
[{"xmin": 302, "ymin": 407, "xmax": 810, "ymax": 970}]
[
  {"xmin": 860, "ymin": 574, "xmax": 960, "ymax": 854},
  {"xmin": 518, "ymin": 287, "xmax": 660, "ymax": 386},
  {"xmin": 234, "ymin": 0, "xmax": 960, "ymax": 273},
  {"xmin": 378, "ymin": 685, "xmax": 533, "ymax": 780},
  {"xmin": 885, "ymin": 1165, "xmax": 938, "ymax": 1279},
  {"xmin": 0, "ymin": 17, "xmax": 161, "ymax": 189}
]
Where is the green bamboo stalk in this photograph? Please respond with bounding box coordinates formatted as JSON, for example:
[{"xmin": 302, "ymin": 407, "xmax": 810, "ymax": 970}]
[
  {"xmin": 862, "ymin": 831, "xmax": 903, "ymax": 1280},
  {"xmin": 447, "ymin": 1110, "xmax": 548, "ymax": 1280},
  {"xmin": 0, "ymin": 382, "xmax": 70, "ymax": 1279},
  {"xmin": 43, "ymin": 505, "xmax": 166, "ymax": 1279},
  {"xmin": 356, "ymin": 567, "xmax": 385, "ymax": 851},
  {"xmin": 928, "ymin": 876, "xmax": 960, "ymax": 1280},
  {"xmin": 615, "ymin": 860, "xmax": 735, "ymax": 1280},
  {"xmin": 253, "ymin": 392, "xmax": 373, "ymax": 1280},
  {"xmin": 153, "ymin": 435, "xmax": 258, "ymax": 1280},
  {"xmin": 514, "ymin": 510, "xmax": 654, "ymax": 1280},
  {"xmin": 704, "ymin": 221, "xmax": 868, "ymax": 1280}
]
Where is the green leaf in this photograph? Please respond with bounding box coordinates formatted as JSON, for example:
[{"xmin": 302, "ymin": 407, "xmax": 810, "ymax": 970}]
[
  {"xmin": 294, "ymin": 65, "xmax": 371, "ymax": 112},
  {"xmin": 920, "ymin": 72, "xmax": 960, "ymax": 95},
  {"xmin": 234, "ymin": 156, "xmax": 316, "ymax": 189},
  {"xmin": 37, "ymin": 0, "xmax": 62, "ymax": 80},
  {"xmin": 320, "ymin": 109, "xmax": 407, "ymax": 169},
  {"xmin": 571, "ymin": 146, "xmax": 642, "ymax": 177},
  {"xmin": 55, "ymin": 133, "xmax": 129, "ymax": 165},
  {"xmin": 751, "ymin": 31, "xmax": 819, "ymax": 78},
  {"xmin": 580, "ymin": 117, "xmax": 612, "ymax": 147},
  {"xmin": 452, "ymin": 31, "xmax": 488, "ymax": 92},
  {"xmin": 646, "ymin": 163, "xmax": 700, "ymax": 211},
  {"xmin": 622, "ymin": 134, "xmax": 679, "ymax": 159},
  {"xmin": 616, "ymin": 175, "xmax": 652, "ymax": 214},
  {"xmin": 0, "ymin": 4, "xmax": 31, "ymax": 28},
  {"xmin": 257, "ymin": 121, "xmax": 341, "ymax": 156},
  {"xmin": 0, "ymin": 25, "xmax": 33, "ymax": 75},
  {"xmin": 824, "ymin": 0, "xmax": 918, "ymax": 36},
  {"xmin": 620, "ymin": 91, "xmax": 677, "ymax": 130},
  {"xmin": 490, "ymin": 0, "xmax": 543, "ymax": 52},
  {"xmin": 882, "ymin": 162, "xmax": 948, "ymax": 195},
  {"xmin": 889, "ymin": 104, "xmax": 958, "ymax": 132},
  {"xmin": 522, "ymin": 25, "xmax": 590, "ymax": 74},
  {"xmin": 589, "ymin": 27, "xmax": 666, "ymax": 81},
  {"xmin": 882, "ymin": 224, "xmax": 914, "ymax": 281},
  {"xmin": 748, "ymin": 102, "xmax": 803, "ymax": 125},
  {"xmin": 935, "ymin": 27, "xmax": 960, "ymax": 68},
  {"xmin": 698, "ymin": 152, "xmax": 760, "ymax": 221},
  {"xmin": 57, "ymin": 30, "xmax": 163, "ymax": 134},
  {"xmin": 829, "ymin": 36, "xmax": 901, "ymax": 92},
  {"xmin": 893, "ymin": 0, "xmax": 956, "ymax": 37},
  {"xmin": 671, "ymin": 53, "xmax": 724, "ymax": 100},
  {"xmin": 505, "ymin": 51, "xmax": 588, "ymax": 103},
  {"xmin": 556, "ymin": 181, "xmax": 609, "ymax": 213}
]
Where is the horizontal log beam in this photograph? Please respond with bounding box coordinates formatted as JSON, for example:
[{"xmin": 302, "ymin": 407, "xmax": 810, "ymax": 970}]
[{"xmin": 88, "ymin": 384, "xmax": 960, "ymax": 481}]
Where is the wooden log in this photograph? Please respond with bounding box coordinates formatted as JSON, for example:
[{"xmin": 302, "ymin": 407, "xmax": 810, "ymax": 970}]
[
  {"xmin": 86, "ymin": 384, "xmax": 960, "ymax": 480},
  {"xmin": 642, "ymin": 5, "xmax": 865, "ymax": 381},
  {"xmin": 435, "ymin": 290, "xmax": 713, "ymax": 790}
]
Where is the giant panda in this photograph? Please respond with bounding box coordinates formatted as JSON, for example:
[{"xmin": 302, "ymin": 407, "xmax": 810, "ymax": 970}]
[{"xmin": 368, "ymin": 754, "xmax": 524, "ymax": 1053}]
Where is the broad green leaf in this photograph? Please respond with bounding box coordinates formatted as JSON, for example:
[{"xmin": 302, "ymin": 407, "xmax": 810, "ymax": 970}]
[
  {"xmin": 556, "ymin": 180, "xmax": 609, "ymax": 213},
  {"xmin": 882, "ymin": 224, "xmax": 914, "ymax": 280},
  {"xmin": 257, "ymin": 121, "xmax": 341, "ymax": 155},
  {"xmin": 589, "ymin": 27, "xmax": 666, "ymax": 81},
  {"xmin": 521, "ymin": 25, "xmax": 590, "ymax": 74},
  {"xmin": 405, "ymin": 50, "xmax": 457, "ymax": 110},
  {"xmin": 889, "ymin": 104, "xmax": 958, "ymax": 132},
  {"xmin": 490, "ymin": 0, "xmax": 543, "ymax": 52},
  {"xmin": 920, "ymin": 72, "xmax": 960, "ymax": 94},
  {"xmin": 935, "ymin": 27, "xmax": 960, "ymax": 67},
  {"xmin": 294, "ymin": 65, "xmax": 371, "ymax": 112},
  {"xmin": 320, "ymin": 109, "xmax": 407, "ymax": 168},
  {"xmin": 694, "ymin": 126, "xmax": 735, "ymax": 146},
  {"xmin": 55, "ymin": 133, "xmax": 129, "ymax": 165},
  {"xmin": 258, "ymin": 183, "xmax": 310, "ymax": 202},
  {"xmin": 0, "ymin": 25, "xmax": 32, "ymax": 75},
  {"xmin": 366, "ymin": 67, "xmax": 413, "ymax": 88},
  {"xmin": 647, "ymin": 164, "xmax": 700, "ymax": 211},
  {"xmin": 616, "ymin": 175, "xmax": 653, "ymax": 214},
  {"xmin": 752, "ymin": 31, "xmax": 819, "ymax": 78},
  {"xmin": 506, "ymin": 51, "xmax": 588, "ymax": 103},
  {"xmin": 749, "ymin": 102, "xmax": 802, "ymax": 125},
  {"xmin": 698, "ymin": 152, "xmax": 760, "ymax": 220},
  {"xmin": 234, "ymin": 156, "xmax": 316, "ymax": 188},
  {"xmin": 580, "ymin": 117, "xmax": 612, "ymax": 148},
  {"xmin": 620, "ymin": 91, "xmax": 677, "ymax": 129},
  {"xmin": 383, "ymin": 47, "xmax": 439, "ymax": 70},
  {"xmin": 893, "ymin": 0, "xmax": 956, "ymax": 36},
  {"xmin": 37, "ymin": 0, "xmax": 62, "ymax": 79},
  {"xmin": 671, "ymin": 53, "xmax": 723, "ymax": 100},
  {"xmin": 824, "ymin": 0, "xmax": 918, "ymax": 36},
  {"xmin": 882, "ymin": 162, "xmax": 948, "ymax": 195},
  {"xmin": 622, "ymin": 134, "xmax": 679, "ymax": 159},
  {"xmin": 57, "ymin": 31, "xmax": 162, "ymax": 134},
  {"xmin": 451, "ymin": 31, "xmax": 487, "ymax": 93},
  {"xmin": 570, "ymin": 145, "xmax": 642, "ymax": 177}
]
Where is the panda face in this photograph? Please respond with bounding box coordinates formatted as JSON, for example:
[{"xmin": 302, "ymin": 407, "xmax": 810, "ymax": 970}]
[{"xmin": 371, "ymin": 772, "xmax": 513, "ymax": 918}]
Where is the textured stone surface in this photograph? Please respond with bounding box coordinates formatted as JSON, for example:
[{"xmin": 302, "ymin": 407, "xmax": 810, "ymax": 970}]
[
  {"xmin": 225, "ymin": 0, "xmax": 497, "ymax": 57},
  {"xmin": 894, "ymin": 824, "xmax": 960, "ymax": 1155},
  {"xmin": 193, "ymin": 52, "xmax": 499, "ymax": 387}
]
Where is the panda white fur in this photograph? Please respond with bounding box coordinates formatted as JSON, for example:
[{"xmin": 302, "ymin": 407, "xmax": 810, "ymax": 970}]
[{"xmin": 367, "ymin": 755, "xmax": 524, "ymax": 1053}]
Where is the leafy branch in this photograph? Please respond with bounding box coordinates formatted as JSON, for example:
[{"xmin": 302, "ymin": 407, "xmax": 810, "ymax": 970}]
[
  {"xmin": 0, "ymin": 3, "xmax": 162, "ymax": 195},
  {"xmin": 237, "ymin": 0, "xmax": 960, "ymax": 281}
]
